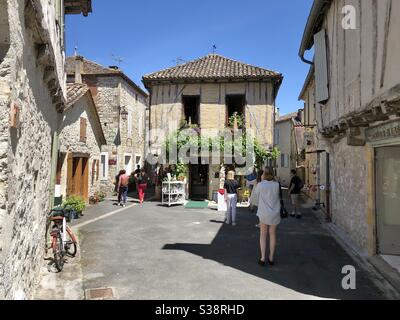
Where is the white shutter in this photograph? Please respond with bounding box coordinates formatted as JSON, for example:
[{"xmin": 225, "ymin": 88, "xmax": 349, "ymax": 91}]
[
  {"xmin": 314, "ymin": 29, "xmax": 329, "ymax": 103},
  {"xmin": 127, "ymin": 110, "xmax": 132, "ymax": 137},
  {"xmin": 100, "ymin": 152, "xmax": 109, "ymax": 180}
]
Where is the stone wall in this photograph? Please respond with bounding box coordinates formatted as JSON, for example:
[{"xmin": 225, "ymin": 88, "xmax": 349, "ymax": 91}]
[
  {"xmin": 82, "ymin": 75, "xmax": 147, "ymax": 193},
  {"xmin": 59, "ymin": 93, "xmax": 103, "ymax": 198},
  {"xmin": 0, "ymin": 0, "xmax": 64, "ymax": 300},
  {"xmin": 328, "ymin": 138, "xmax": 369, "ymax": 252}
]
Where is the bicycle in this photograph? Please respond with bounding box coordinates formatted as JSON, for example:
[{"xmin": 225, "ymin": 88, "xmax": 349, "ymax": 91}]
[{"xmin": 47, "ymin": 207, "xmax": 78, "ymax": 272}]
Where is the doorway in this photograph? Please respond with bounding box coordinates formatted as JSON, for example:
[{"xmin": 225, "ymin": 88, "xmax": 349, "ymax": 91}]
[
  {"xmin": 375, "ymin": 146, "xmax": 400, "ymax": 255},
  {"xmin": 190, "ymin": 164, "xmax": 209, "ymax": 200},
  {"xmin": 124, "ymin": 154, "xmax": 133, "ymax": 175},
  {"xmin": 67, "ymin": 154, "xmax": 89, "ymax": 202}
]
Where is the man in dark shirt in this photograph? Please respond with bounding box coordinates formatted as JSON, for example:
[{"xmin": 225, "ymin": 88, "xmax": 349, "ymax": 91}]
[
  {"xmin": 224, "ymin": 171, "xmax": 240, "ymax": 226},
  {"xmin": 289, "ymin": 169, "xmax": 303, "ymax": 219}
]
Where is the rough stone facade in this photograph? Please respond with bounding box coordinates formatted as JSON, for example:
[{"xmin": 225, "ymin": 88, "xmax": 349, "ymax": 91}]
[
  {"xmin": 89, "ymin": 76, "xmax": 147, "ymax": 192},
  {"xmin": 66, "ymin": 59, "xmax": 149, "ymax": 193},
  {"xmin": 0, "ymin": 0, "xmax": 66, "ymax": 299},
  {"xmin": 59, "ymin": 90, "xmax": 106, "ymax": 200}
]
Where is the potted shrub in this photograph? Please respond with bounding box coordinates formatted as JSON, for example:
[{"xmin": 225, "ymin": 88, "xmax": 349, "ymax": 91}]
[{"xmin": 63, "ymin": 196, "xmax": 86, "ymax": 217}]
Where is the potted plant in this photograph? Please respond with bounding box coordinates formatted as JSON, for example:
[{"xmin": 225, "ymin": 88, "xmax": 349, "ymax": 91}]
[{"xmin": 63, "ymin": 196, "xmax": 86, "ymax": 217}]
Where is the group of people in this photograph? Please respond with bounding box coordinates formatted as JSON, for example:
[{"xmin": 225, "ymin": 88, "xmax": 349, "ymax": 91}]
[
  {"xmin": 115, "ymin": 166, "xmax": 149, "ymax": 206},
  {"xmin": 223, "ymin": 168, "xmax": 304, "ymax": 267}
]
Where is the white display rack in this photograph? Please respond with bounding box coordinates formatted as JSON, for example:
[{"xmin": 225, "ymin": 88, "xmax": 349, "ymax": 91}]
[{"xmin": 162, "ymin": 181, "xmax": 186, "ymax": 207}]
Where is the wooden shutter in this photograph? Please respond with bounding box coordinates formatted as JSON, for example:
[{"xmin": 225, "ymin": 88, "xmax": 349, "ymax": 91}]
[
  {"xmin": 314, "ymin": 29, "xmax": 329, "ymax": 103},
  {"xmin": 82, "ymin": 158, "xmax": 89, "ymax": 202},
  {"xmin": 66, "ymin": 153, "xmax": 73, "ymax": 197},
  {"xmin": 96, "ymin": 160, "xmax": 100, "ymax": 181},
  {"xmin": 80, "ymin": 118, "xmax": 87, "ymax": 143}
]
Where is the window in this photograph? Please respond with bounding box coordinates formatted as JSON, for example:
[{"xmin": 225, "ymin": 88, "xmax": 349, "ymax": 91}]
[
  {"xmin": 100, "ymin": 152, "xmax": 109, "ymax": 180},
  {"xmin": 138, "ymin": 115, "xmax": 143, "ymax": 137},
  {"xmin": 281, "ymin": 154, "xmax": 289, "ymax": 168},
  {"xmin": 275, "ymin": 128, "xmax": 280, "ymax": 145},
  {"xmin": 127, "ymin": 110, "xmax": 132, "ymax": 137},
  {"xmin": 314, "ymin": 29, "xmax": 329, "ymax": 103},
  {"xmin": 135, "ymin": 155, "xmax": 142, "ymax": 168},
  {"xmin": 183, "ymin": 96, "xmax": 200, "ymax": 126},
  {"xmin": 80, "ymin": 117, "xmax": 87, "ymax": 143},
  {"xmin": 226, "ymin": 95, "xmax": 245, "ymax": 127}
]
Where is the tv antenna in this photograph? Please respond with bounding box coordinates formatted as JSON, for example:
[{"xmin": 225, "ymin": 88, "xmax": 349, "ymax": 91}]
[
  {"xmin": 172, "ymin": 57, "xmax": 186, "ymax": 65},
  {"xmin": 111, "ymin": 54, "xmax": 126, "ymax": 67}
]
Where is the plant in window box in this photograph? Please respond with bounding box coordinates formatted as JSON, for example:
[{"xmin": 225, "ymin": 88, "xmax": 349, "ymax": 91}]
[{"xmin": 228, "ymin": 113, "xmax": 245, "ymax": 129}]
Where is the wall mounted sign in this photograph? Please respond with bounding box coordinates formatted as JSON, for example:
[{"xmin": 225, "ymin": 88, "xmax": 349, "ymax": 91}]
[
  {"xmin": 10, "ymin": 103, "xmax": 20, "ymax": 129},
  {"xmin": 109, "ymin": 159, "xmax": 117, "ymax": 166},
  {"xmin": 366, "ymin": 120, "xmax": 400, "ymax": 143}
]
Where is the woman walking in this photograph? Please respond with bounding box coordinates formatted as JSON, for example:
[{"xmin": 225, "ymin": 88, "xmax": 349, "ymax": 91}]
[
  {"xmin": 115, "ymin": 170, "xmax": 124, "ymax": 205},
  {"xmin": 224, "ymin": 171, "xmax": 240, "ymax": 226},
  {"xmin": 252, "ymin": 168, "xmax": 281, "ymax": 267},
  {"xmin": 136, "ymin": 168, "xmax": 149, "ymax": 204}
]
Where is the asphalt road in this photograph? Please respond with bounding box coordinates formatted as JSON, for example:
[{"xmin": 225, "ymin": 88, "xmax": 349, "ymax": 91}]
[{"xmin": 77, "ymin": 196, "xmax": 385, "ymax": 300}]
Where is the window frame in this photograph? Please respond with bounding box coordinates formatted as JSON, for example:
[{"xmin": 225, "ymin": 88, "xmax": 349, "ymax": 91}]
[{"xmin": 100, "ymin": 152, "xmax": 109, "ymax": 181}]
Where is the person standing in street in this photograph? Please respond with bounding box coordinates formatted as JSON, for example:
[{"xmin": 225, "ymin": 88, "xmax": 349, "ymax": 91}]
[
  {"xmin": 289, "ymin": 169, "xmax": 304, "ymax": 219},
  {"xmin": 115, "ymin": 170, "xmax": 124, "ymax": 205},
  {"xmin": 252, "ymin": 168, "xmax": 281, "ymax": 267},
  {"xmin": 117, "ymin": 170, "xmax": 130, "ymax": 207},
  {"xmin": 137, "ymin": 168, "xmax": 149, "ymax": 204},
  {"xmin": 224, "ymin": 171, "xmax": 240, "ymax": 226}
]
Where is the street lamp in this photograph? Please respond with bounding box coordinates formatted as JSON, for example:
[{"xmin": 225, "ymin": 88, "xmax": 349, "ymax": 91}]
[{"xmin": 120, "ymin": 106, "xmax": 129, "ymax": 121}]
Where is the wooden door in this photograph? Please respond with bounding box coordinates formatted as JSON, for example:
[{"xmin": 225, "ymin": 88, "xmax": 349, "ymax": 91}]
[{"xmin": 82, "ymin": 157, "xmax": 89, "ymax": 201}]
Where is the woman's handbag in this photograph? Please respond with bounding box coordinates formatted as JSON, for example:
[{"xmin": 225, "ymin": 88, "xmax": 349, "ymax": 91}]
[
  {"xmin": 280, "ymin": 200, "xmax": 289, "ymax": 219},
  {"xmin": 279, "ymin": 182, "xmax": 288, "ymax": 219}
]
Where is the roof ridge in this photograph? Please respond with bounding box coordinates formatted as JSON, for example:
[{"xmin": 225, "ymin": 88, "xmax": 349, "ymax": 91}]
[{"xmin": 143, "ymin": 53, "xmax": 282, "ymax": 82}]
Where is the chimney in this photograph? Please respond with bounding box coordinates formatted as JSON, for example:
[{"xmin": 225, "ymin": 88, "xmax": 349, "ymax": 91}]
[{"xmin": 75, "ymin": 55, "xmax": 84, "ymax": 84}]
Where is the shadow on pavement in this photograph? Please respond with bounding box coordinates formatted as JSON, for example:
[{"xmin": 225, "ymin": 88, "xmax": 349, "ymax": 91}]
[{"xmin": 163, "ymin": 202, "xmax": 384, "ymax": 300}]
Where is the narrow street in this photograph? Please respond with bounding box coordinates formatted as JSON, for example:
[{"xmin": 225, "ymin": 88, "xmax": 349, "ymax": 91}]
[{"xmin": 67, "ymin": 194, "xmax": 386, "ymax": 300}]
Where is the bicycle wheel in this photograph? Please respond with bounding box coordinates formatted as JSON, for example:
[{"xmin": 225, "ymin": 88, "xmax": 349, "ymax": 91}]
[
  {"xmin": 65, "ymin": 228, "xmax": 77, "ymax": 258},
  {"xmin": 52, "ymin": 232, "xmax": 64, "ymax": 272}
]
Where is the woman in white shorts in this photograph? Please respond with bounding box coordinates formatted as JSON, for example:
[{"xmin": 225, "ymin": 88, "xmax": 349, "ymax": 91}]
[{"xmin": 252, "ymin": 168, "xmax": 281, "ymax": 267}]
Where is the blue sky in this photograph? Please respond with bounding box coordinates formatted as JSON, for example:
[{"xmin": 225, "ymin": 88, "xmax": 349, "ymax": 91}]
[{"xmin": 66, "ymin": 0, "xmax": 313, "ymax": 115}]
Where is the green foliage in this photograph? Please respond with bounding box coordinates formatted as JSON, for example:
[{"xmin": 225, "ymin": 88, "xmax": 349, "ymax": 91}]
[
  {"xmin": 175, "ymin": 162, "xmax": 188, "ymax": 178},
  {"xmin": 63, "ymin": 196, "xmax": 86, "ymax": 213},
  {"xmin": 163, "ymin": 128, "xmax": 280, "ymax": 169},
  {"xmin": 228, "ymin": 113, "xmax": 245, "ymax": 129}
]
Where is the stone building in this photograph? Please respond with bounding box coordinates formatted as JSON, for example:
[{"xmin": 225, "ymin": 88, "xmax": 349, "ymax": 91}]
[
  {"xmin": 66, "ymin": 56, "xmax": 148, "ymax": 192},
  {"xmin": 299, "ymin": 0, "xmax": 400, "ymax": 263},
  {"xmin": 275, "ymin": 112, "xmax": 305, "ymax": 187},
  {"xmin": 0, "ymin": 0, "xmax": 92, "ymax": 300},
  {"xmin": 56, "ymin": 83, "xmax": 106, "ymax": 204},
  {"xmin": 143, "ymin": 54, "xmax": 283, "ymax": 200}
]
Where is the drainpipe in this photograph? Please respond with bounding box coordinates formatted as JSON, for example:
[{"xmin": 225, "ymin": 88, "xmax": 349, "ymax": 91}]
[{"xmin": 298, "ymin": 0, "xmax": 332, "ymax": 65}]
